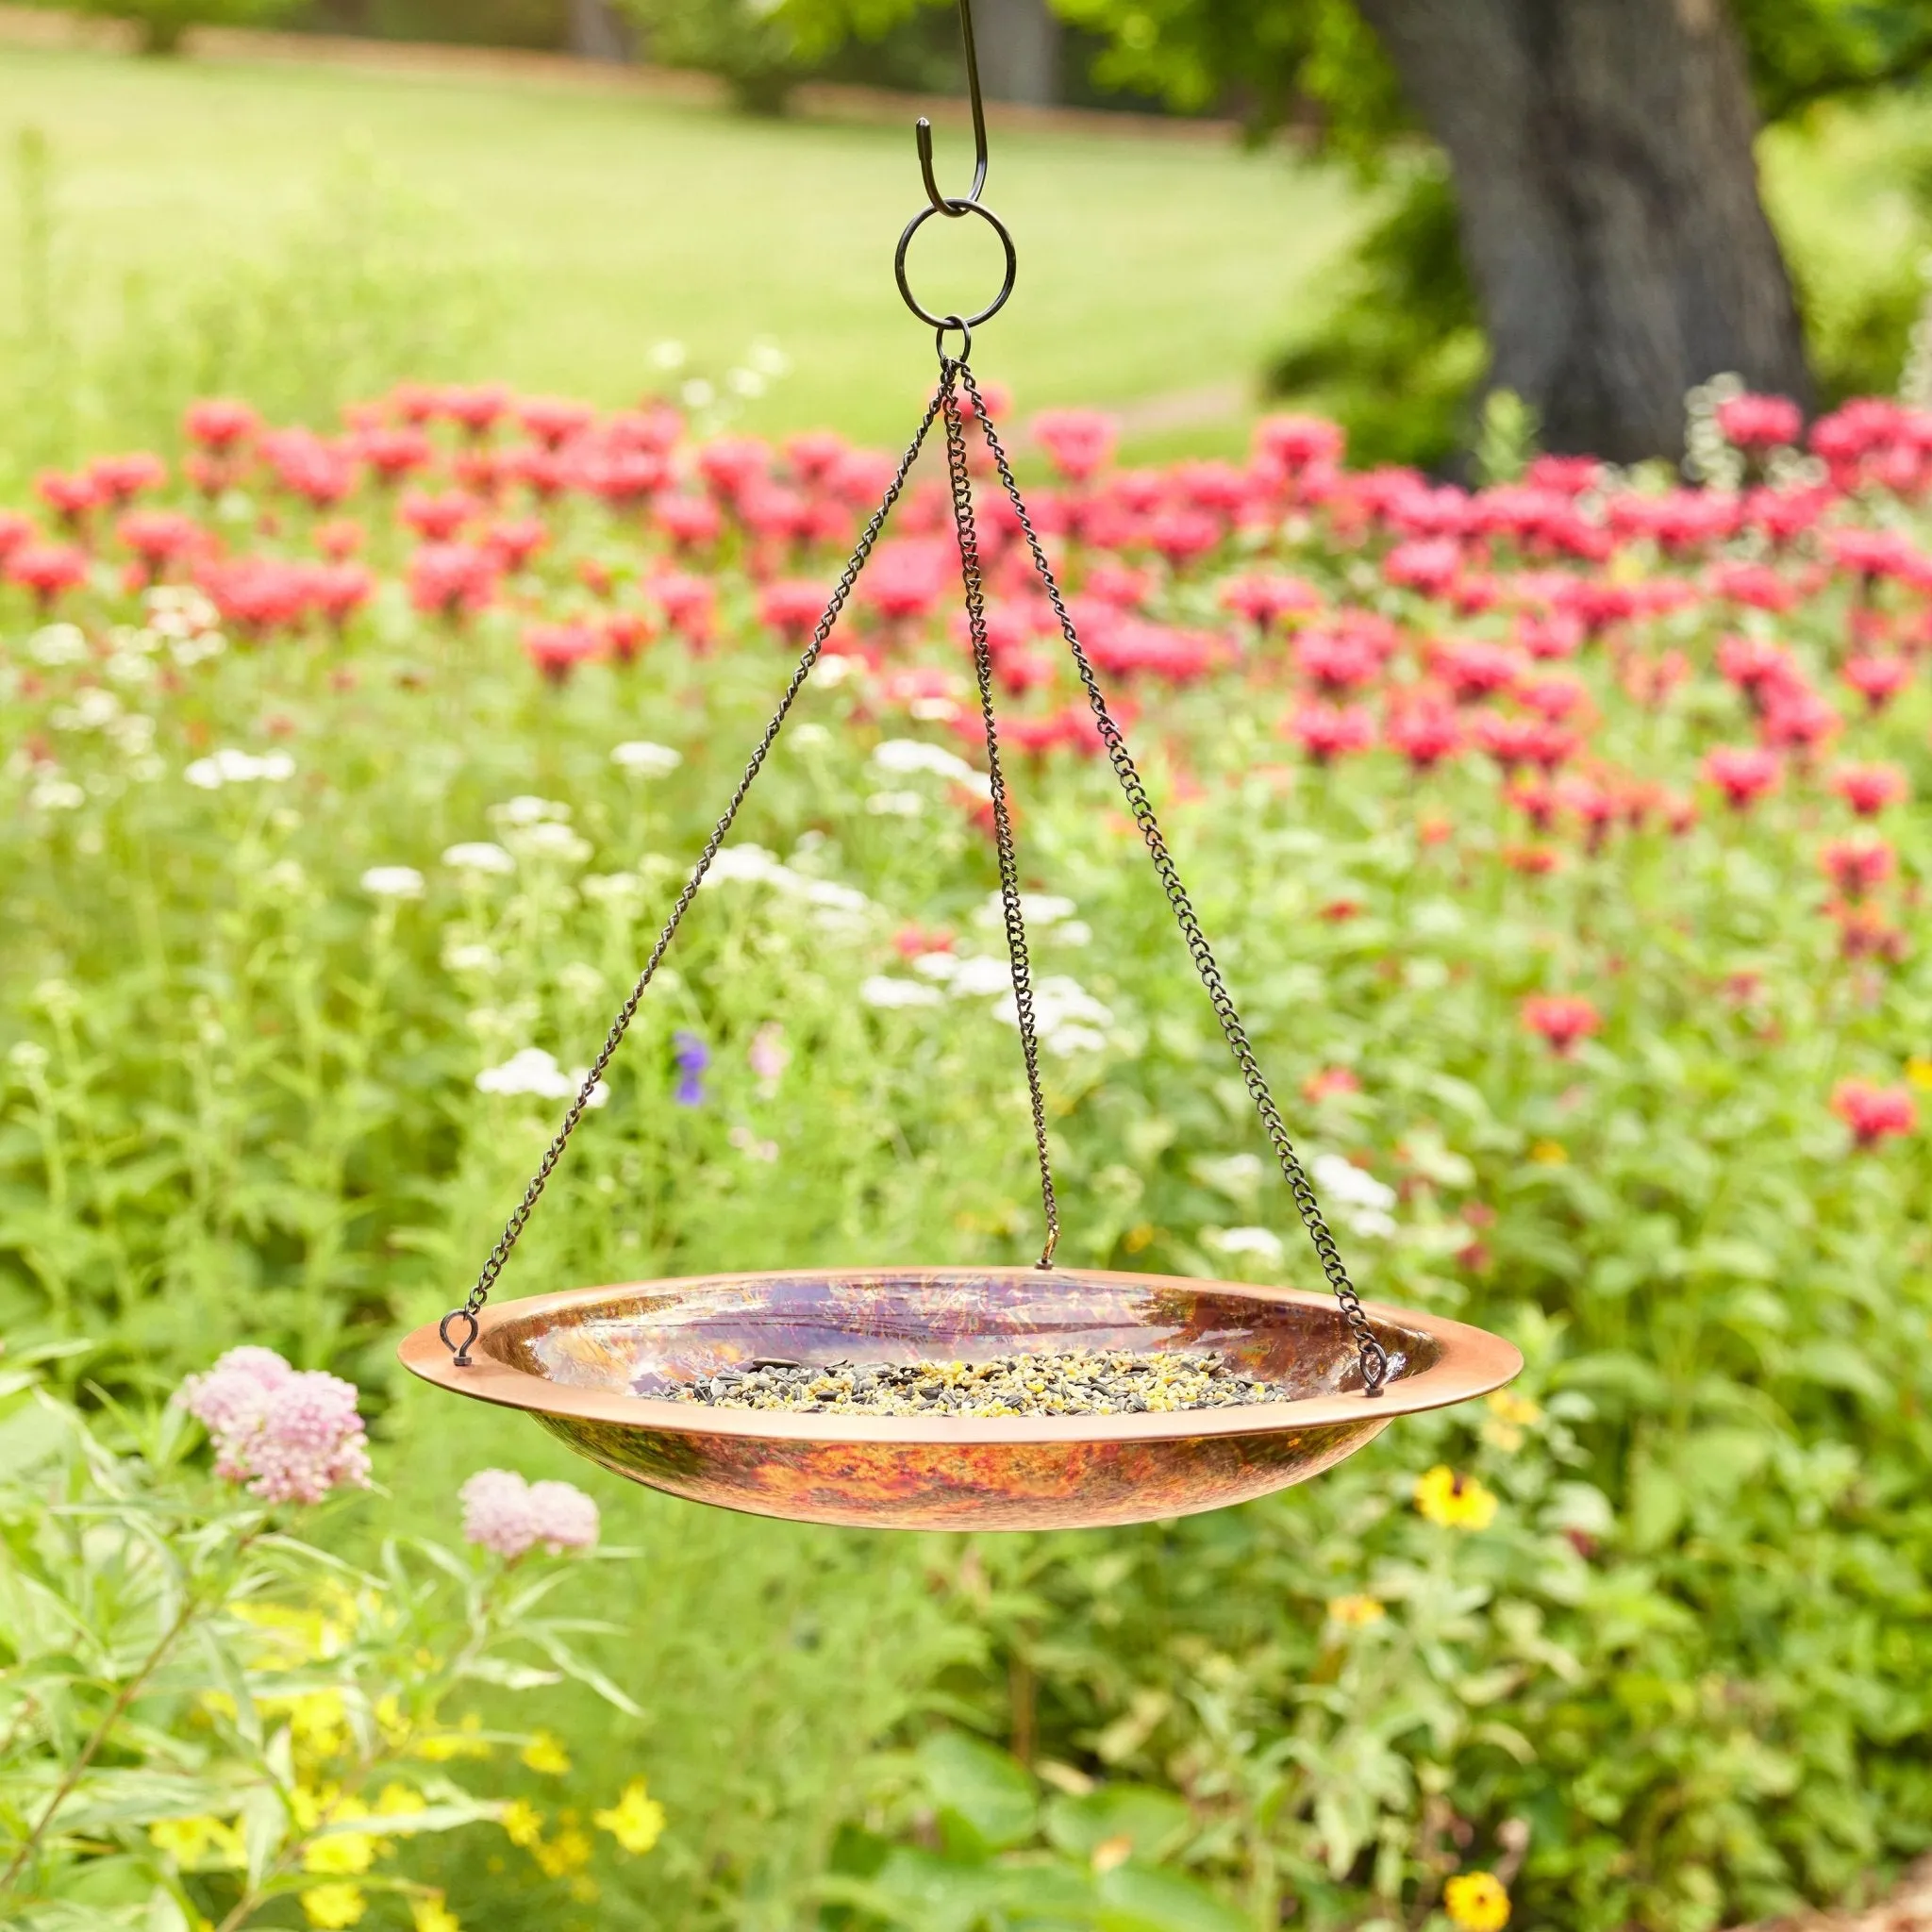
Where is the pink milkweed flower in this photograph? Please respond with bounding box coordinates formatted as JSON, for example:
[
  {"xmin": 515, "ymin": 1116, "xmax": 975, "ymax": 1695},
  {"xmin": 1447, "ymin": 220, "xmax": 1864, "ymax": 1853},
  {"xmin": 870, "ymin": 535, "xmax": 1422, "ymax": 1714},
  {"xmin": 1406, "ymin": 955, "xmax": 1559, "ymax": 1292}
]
[
  {"xmin": 1521, "ymin": 993, "xmax": 1602, "ymax": 1057},
  {"xmin": 1031, "ymin": 408, "xmax": 1118, "ymax": 483},
  {"xmin": 1385, "ymin": 702, "xmax": 1465, "ymax": 772},
  {"xmin": 440, "ymin": 382, "xmax": 511, "ymax": 436},
  {"xmin": 1285, "ymin": 700, "xmax": 1375, "ymax": 765},
  {"xmin": 1701, "ymin": 744, "xmax": 1781, "ymax": 810},
  {"xmin": 1715, "ymin": 392, "xmax": 1803, "ymax": 450},
  {"xmin": 116, "ymin": 508, "xmax": 206, "ymax": 579},
  {"xmin": 523, "ymin": 620, "xmax": 603, "ymax": 684},
  {"xmin": 696, "ymin": 435, "xmax": 773, "ymax": 503},
  {"xmin": 183, "ymin": 397, "xmax": 262, "ymax": 451},
  {"xmin": 180, "ymin": 1346, "xmax": 372, "ymax": 1506},
  {"xmin": 603, "ymin": 608, "xmax": 655, "ymax": 663},
  {"xmin": 1819, "ymin": 835, "xmax": 1895, "ymax": 899},
  {"xmin": 1253, "ymin": 413, "xmax": 1344, "ymax": 474},
  {"xmin": 7, "ymin": 541, "xmax": 90, "ymax": 608},
  {"xmin": 350, "ymin": 425, "xmax": 435, "ymax": 482},
  {"xmin": 1840, "ymin": 655, "xmax": 1911, "ymax": 712},
  {"xmin": 1220, "ymin": 572, "xmax": 1321, "ymax": 632},
  {"xmin": 1830, "ymin": 761, "xmax": 1908, "ymax": 818},
  {"xmin": 1430, "ymin": 638, "xmax": 1524, "ymax": 706},
  {"xmin": 1830, "ymin": 1079, "xmax": 1917, "ymax": 1148},
  {"xmin": 483, "ymin": 515, "xmax": 549, "ymax": 573},
  {"xmin": 657, "ymin": 494, "xmax": 724, "ymax": 551},
  {"xmin": 399, "ymin": 489, "xmax": 480, "ymax": 541},
  {"xmin": 652, "ymin": 570, "xmax": 717, "ymax": 648},
  {"xmin": 1143, "ymin": 507, "xmax": 1222, "ymax": 570},
  {"xmin": 518, "ymin": 394, "xmax": 597, "ymax": 448},
  {"xmin": 459, "ymin": 1469, "xmax": 600, "ymax": 1559},
  {"xmin": 759, "ymin": 578, "xmax": 830, "ymax": 643},
  {"xmin": 408, "ymin": 542, "xmax": 499, "ymax": 618},
  {"xmin": 87, "ymin": 451, "xmax": 167, "ymax": 504},
  {"xmin": 1382, "ymin": 538, "xmax": 1462, "ymax": 598}
]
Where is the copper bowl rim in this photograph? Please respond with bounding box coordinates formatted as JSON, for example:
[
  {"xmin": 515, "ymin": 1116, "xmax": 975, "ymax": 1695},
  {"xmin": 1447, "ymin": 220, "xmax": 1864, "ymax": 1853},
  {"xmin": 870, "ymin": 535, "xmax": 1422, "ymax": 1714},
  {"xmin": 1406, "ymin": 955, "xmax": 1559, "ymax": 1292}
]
[{"xmin": 397, "ymin": 1266, "xmax": 1522, "ymax": 1444}]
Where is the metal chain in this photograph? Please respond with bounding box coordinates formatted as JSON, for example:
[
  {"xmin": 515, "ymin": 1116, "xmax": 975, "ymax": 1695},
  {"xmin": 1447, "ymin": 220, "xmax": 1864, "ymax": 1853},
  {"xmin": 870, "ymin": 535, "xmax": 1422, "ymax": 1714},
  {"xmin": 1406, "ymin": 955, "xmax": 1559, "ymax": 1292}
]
[
  {"xmin": 957, "ymin": 365, "xmax": 1389, "ymax": 1394},
  {"xmin": 940, "ymin": 361, "xmax": 1059, "ymax": 1269},
  {"xmin": 441, "ymin": 386, "xmax": 948, "ymax": 1363}
]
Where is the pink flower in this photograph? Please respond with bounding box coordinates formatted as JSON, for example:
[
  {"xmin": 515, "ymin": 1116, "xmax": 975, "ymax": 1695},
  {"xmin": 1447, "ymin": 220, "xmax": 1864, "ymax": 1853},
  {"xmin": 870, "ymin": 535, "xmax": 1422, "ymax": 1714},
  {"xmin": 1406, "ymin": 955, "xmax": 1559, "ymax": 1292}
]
[
  {"xmin": 1285, "ymin": 701, "xmax": 1375, "ymax": 764},
  {"xmin": 1830, "ymin": 1079, "xmax": 1917, "ymax": 1148},
  {"xmin": 1702, "ymin": 745, "xmax": 1781, "ymax": 810},
  {"xmin": 183, "ymin": 397, "xmax": 261, "ymax": 451},
  {"xmin": 7, "ymin": 541, "xmax": 90, "ymax": 608},
  {"xmin": 518, "ymin": 395, "xmax": 596, "ymax": 447},
  {"xmin": 524, "ymin": 621, "xmax": 603, "ymax": 684},
  {"xmin": 87, "ymin": 452, "xmax": 167, "ymax": 504},
  {"xmin": 1220, "ymin": 573, "xmax": 1321, "ymax": 630},
  {"xmin": 399, "ymin": 489, "xmax": 479, "ymax": 541},
  {"xmin": 1302, "ymin": 1067, "xmax": 1360, "ymax": 1104},
  {"xmin": 758, "ymin": 578, "xmax": 830, "ymax": 643},
  {"xmin": 1031, "ymin": 408, "xmax": 1118, "ymax": 483},
  {"xmin": 180, "ymin": 1347, "xmax": 371, "ymax": 1505},
  {"xmin": 1819, "ymin": 835, "xmax": 1894, "ymax": 899},
  {"xmin": 1715, "ymin": 392, "xmax": 1802, "ymax": 450},
  {"xmin": 459, "ymin": 1469, "xmax": 600, "ymax": 1559},
  {"xmin": 1385, "ymin": 703, "xmax": 1465, "ymax": 772},
  {"xmin": 408, "ymin": 542, "xmax": 499, "ymax": 618},
  {"xmin": 1252, "ymin": 413, "xmax": 1343, "ymax": 474},
  {"xmin": 1521, "ymin": 993, "xmax": 1601, "ymax": 1056},
  {"xmin": 1840, "ymin": 656, "xmax": 1910, "ymax": 712},
  {"xmin": 1830, "ymin": 761, "xmax": 1908, "ymax": 818}
]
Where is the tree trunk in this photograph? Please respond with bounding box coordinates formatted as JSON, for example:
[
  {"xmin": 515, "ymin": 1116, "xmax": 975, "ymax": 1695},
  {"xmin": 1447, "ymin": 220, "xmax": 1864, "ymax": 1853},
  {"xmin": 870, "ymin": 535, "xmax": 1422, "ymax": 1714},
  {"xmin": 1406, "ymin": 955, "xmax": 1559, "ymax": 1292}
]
[
  {"xmin": 1351, "ymin": 0, "xmax": 1812, "ymax": 462},
  {"xmin": 974, "ymin": 0, "xmax": 1062, "ymax": 107},
  {"xmin": 567, "ymin": 0, "xmax": 632, "ymax": 64}
]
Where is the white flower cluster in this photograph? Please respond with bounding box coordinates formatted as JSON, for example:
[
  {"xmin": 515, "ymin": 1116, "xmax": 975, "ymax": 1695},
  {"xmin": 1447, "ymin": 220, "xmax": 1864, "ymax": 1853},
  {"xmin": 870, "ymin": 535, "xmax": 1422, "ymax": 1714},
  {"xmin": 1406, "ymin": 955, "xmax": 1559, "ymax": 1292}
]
[
  {"xmin": 145, "ymin": 586, "xmax": 225, "ymax": 665},
  {"xmin": 701, "ymin": 843, "xmax": 876, "ymax": 936},
  {"xmin": 488, "ymin": 795, "xmax": 591, "ymax": 865},
  {"xmin": 475, "ymin": 1046, "xmax": 609, "ymax": 1108},
  {"xmin": 360, "ymin": 866, "xmax": 425, "ymax": 900},
  {"xmin": 49, "ymin": 685, "xmax": 157, "ymax": 764},
  {"xmin": 611, "ymin": 741, "xmax": 682, "ymax": 777},
  {"xmin": 1310, "ymin": 1152, "xmax": 1398, "ymax": 1239},
  {"xmin": 185, "ymin": 748, "xmax": 295, "ymax": 790},
  {"xmin": 866, "ymin": 940, "xmax": 1114, "ymax": 1058},
  {"xmin": 28, "ymin": 625, "xmax": 89, "ymax": 668},
  {"xmin": 442, "ymin": 841, "xmax": 516, "ymax": 876},
  {"xmin": 976, "ymin": 890, "xmax": 1091, "ymax": 947}
]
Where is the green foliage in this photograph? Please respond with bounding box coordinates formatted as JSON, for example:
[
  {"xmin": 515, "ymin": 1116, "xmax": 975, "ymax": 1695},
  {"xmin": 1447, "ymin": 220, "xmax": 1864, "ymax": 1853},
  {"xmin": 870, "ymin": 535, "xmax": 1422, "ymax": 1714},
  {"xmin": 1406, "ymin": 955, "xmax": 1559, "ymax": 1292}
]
[
  {"xmin": 615, "ymin": 0, "xmax": 813, "ymax": 113},
  {"xmin": 51, "ymin": 0, "xmax": 302, "ymax": 56},
  {"xmin": 0, "ymin": 1353, "xmax": 646, "ymax": 1929},
  {"xmin": 1264, "ymin": 159, "xmax": 1480, "ymax": 471},
  {"xmin": 3, "ymin": 133, "xmax": 494, "ymax": 491}
]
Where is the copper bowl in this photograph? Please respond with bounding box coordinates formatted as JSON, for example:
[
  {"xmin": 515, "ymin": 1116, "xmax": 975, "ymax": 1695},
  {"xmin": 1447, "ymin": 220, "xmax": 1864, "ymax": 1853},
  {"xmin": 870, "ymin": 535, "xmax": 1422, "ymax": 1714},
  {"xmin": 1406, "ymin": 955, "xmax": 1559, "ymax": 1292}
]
[{"xmin": 398, "ymin": 1266, "xmax": 1522, "ymax": 1531}]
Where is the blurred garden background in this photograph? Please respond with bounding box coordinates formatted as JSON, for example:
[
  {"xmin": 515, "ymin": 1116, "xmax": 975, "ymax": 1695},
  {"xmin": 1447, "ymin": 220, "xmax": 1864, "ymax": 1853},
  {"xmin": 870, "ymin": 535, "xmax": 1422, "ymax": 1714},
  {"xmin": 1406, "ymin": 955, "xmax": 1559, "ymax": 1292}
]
[{"xmin": 2, "ymin": 1, "xmax": 1931, "ymax": 1929}]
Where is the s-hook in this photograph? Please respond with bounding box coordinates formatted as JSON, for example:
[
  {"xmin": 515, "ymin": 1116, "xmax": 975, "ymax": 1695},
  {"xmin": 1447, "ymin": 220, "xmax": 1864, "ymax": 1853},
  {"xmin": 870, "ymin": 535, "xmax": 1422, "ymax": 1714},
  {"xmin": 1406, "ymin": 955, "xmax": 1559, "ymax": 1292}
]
[
  {"xmin": 918, "ymin": 0, "xmax": 989, "ymax": 216},
  {"xmin": 896, "ymin": 0, "xmax": 1017, "ymax": 334}
]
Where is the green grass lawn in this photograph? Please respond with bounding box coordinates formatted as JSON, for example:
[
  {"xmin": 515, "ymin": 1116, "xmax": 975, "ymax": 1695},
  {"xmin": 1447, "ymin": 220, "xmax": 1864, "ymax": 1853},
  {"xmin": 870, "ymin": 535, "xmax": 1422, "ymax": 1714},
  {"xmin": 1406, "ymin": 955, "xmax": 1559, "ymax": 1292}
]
[{"xmin": 0, "ymin": 42, "xmax": 1365, "ymax": 449}]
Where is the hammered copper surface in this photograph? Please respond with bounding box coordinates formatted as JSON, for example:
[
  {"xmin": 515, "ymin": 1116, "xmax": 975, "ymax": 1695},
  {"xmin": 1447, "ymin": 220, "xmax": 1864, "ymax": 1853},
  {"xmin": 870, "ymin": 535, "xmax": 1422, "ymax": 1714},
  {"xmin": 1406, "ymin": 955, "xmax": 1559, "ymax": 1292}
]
[{"xmin": 398, "ymin": 1267, "xmax": 1523, "ymax": 1530}]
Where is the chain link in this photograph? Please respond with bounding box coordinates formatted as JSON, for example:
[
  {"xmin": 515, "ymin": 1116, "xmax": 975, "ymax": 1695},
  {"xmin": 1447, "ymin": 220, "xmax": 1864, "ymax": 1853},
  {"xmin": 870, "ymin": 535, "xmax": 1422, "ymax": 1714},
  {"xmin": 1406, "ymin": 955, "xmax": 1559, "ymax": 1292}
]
[
  {"xmin": 441, "ymin": 388, "xmax": 947, "ymax": 1362},
  {"xmin": 940, "ymin": 364, "xmax": 1059, "ymax": 1268},
  {"xmin": 957, "ymin": 366, "xmax": 1389, "ymax": 1394}
]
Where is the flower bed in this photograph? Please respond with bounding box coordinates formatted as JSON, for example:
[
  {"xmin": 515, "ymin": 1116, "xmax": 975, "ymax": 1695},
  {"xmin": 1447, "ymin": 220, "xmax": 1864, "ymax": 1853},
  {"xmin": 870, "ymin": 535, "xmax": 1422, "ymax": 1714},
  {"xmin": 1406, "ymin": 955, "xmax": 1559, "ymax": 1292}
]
[{"xmin": 2, "ymin": 378, "xmax": 1929, "ymax": 1930}]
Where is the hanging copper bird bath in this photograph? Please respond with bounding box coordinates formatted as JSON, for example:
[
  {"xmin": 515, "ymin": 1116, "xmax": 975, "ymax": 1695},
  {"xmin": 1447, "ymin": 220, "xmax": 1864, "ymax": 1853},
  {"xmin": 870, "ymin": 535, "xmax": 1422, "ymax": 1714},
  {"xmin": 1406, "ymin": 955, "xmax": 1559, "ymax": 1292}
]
[{"xmin": 398, "ymin": 0, "xmax": 1523, "ymax": 1526}]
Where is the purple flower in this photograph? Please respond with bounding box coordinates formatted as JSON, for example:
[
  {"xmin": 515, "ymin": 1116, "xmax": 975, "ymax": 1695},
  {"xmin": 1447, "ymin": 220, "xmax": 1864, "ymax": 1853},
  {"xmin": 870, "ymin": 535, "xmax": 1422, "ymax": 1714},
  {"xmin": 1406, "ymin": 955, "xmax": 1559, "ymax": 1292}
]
[
  {"xmin": 459, "ymin": 1468, "xmax": 600, "ymax": 1559},
  {"xmin": 673, "ymin": 1029, "xmax": 709, "ymax": 1108},
  {"xmin": 180, "ymin": 1347, "xmax": 371, "ymax": 1505}
]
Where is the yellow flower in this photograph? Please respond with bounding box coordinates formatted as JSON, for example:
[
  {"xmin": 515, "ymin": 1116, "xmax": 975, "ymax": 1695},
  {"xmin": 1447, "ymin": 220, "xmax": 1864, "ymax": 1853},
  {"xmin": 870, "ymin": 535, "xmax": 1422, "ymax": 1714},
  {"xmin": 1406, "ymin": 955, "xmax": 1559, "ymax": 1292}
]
[
  {"xmin": 375, "ymin": 1784, "xmax": 427, "ymax": 1824},
  {"xmin": 1444, "ymin": 1870, "xmax": 1511, "ymax": 1931},
  {"xmin": 304, "ymin": 1831, "xmax": 377, "ymax": 1877},
  {"xmin": 499, "ymin": 1799, "xmax": 545, "ymax": 1849},
  {"xmin": 520, "ymin": 1730, "xmax": 572, "ymax": 1776},
  {"xmin": 593, "ymin": 1779, "xmax": 667, "ymax": 1857},
  {"xmin": 1414, "ymin": 1465, "xmax": 1499, "ymax": 1530},
  {"xmin": 411, "ymin": 1894, "xmax": 460, "ymax": 1932},
  {"xmin": 278, "ymin": 1690, "xmax": 349, "ymax": 1757},
  {"xmin": 1487, "ymin": 1391, "xmax": 1542, "ymax": 1427},
  {"xmin": 1529, "ymin": 1140, "xmax": 1568, "ymax": 1165},
  {"xmin": 301, "ymin": 1883, "xmax": 368, "ymax": 1930},
  {"xmin": 1326, "ymin": 1593, "xmax": 1387, "ymax": 1629},
  {"xmin": 1907, "ymin": 1057, "xmax": 1932, "ymax": 1091},
  {"xmin": 534, "ymin": 1824, "xmax": 593, "ymax": 1878},
  {"xmin": 416, "ymin": 1712, "xmax": 491, "ymax": 1762},
  {"xmin": 150, "ymin": 1815, "xmax": 239, "ymax": 1867}
]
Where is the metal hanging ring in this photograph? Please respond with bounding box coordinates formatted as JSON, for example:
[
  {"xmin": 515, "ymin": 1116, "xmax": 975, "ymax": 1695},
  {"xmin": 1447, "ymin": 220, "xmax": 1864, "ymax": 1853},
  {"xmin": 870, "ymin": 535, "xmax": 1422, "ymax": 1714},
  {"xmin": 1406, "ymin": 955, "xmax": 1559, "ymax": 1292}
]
[
  {"xmin": 935, "ymin": 313, "xmax": 974, "ymax": 365},
  {"xmin": 896, "ymin": 197, "xmax": 1016, "ymax": 332}
]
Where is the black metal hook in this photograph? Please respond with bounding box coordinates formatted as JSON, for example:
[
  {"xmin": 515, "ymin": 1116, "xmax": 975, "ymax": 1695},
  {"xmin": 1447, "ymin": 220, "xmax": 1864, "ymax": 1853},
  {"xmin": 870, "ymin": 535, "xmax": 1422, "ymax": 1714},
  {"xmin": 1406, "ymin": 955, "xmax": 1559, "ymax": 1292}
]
[{"xmin": 917, "ymin": 0, "xmax": 988, "ymax": 217}]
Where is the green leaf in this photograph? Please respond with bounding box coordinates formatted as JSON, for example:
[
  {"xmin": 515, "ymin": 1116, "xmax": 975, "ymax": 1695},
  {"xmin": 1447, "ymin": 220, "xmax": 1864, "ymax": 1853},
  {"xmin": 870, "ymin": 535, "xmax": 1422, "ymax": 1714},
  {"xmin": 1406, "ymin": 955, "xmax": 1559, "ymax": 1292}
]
[
  {"xmin": 917, "ymin": 1732, "xmax": 1038, "ymax": 1854},
  {"xmin": 1095, "ymin": 1863, "xmax": 1249, "ymax": 1932},
  {"xmin": 1044, "ymin": 1784, "xmax": 1191, "ymax": 1865}
]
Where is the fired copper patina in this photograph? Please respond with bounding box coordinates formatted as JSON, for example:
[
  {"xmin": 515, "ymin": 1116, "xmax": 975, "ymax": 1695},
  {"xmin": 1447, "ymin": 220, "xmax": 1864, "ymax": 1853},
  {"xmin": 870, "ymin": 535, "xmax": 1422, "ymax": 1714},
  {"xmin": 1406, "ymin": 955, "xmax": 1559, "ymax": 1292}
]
[{"xmin": 397, "ymin": 1267, "xmax": 1523, "ymax": 1531}]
